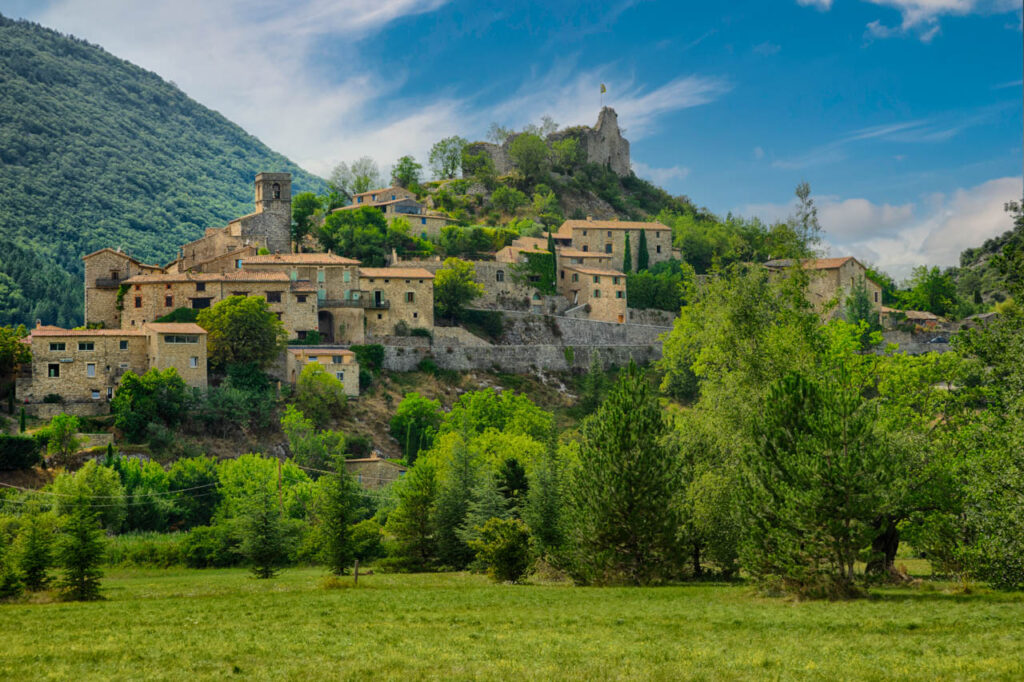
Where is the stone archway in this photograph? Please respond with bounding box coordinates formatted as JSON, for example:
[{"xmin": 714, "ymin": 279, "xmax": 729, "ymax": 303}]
[{"xmin": 317, "ymin": 310, "xmax": 334, "ymax": 343}]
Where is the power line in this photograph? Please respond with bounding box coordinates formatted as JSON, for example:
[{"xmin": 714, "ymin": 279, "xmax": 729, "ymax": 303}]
[{"xmin": 0, "ymin": 480, "xmax": 219, "ymax": 498}]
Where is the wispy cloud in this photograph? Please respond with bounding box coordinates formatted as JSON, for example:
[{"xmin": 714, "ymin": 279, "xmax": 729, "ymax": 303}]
[
  {"xmin": 863, "ymin": 0, "xmax": 1021, "ymax": 41},
  {"xmin": 30, "ymin": 0, "xmax": 729, "ymax": 179},
  {"xmin": 737, "ymin": 176, "xmax": 1021, "ymax": 278},
  {"xmin": 797, "ymin": 0, "xmax": 833, "ymax": 10},
  {"xmin": 752, "ymin": 41, "xmax": 782, "ymax": 56},
  {"xmin": 631, "ymin": 161, "xmax": 690, "ymax": 186}
]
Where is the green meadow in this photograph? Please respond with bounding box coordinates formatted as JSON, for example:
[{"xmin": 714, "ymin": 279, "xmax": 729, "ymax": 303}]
[{"xmin": 3, "ymin": 567, "xmax": 1024, "ymax": 681}]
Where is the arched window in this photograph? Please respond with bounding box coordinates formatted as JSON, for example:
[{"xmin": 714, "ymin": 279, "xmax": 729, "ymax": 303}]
[
  {"xmin": 496, "ymin": 269, "xmax": 505, "ymax": 282},
  {"xmin": 272, "ymin": 183, "xmax": 281, "ymax": 199}
]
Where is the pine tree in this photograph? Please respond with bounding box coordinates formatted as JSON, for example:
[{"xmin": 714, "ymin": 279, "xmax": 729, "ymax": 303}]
[
  {"xmin": 17, "ymin": 506, "xmax": 53, "ymax": 591},
  {"xmin": 0, "ymin": 537, "xmax": 24, "ymax": 600},
  {"xmin": 622, "ymin": 232, "xmax": 633, "ymax": 273},
  {"xmin": 578, "ymin": 350, "xmax": 608, "ymax": 414},
  {"xmin": 457, "ymin": 474, "xmax": 510, "ymax": 548},
  {"xmin": 567, "ymin": 361, "xmax": 682, "ymax": 585},
  {"xmin": 496, "ymin": 457, "xmax": 529, "ymax": 516},
  {"xmin": 384, "ymin": 461, "xmax": 438, "ymax": 570},
  {"xmin": 57, "ymin": 499, "xmax": 106, "ymax": 601},
  {"xmin": 637, "ymin": 229, "xmax": 650, "ymax": 271},
  {"xmin": 525, "ymin": 446, "xmax": 565, "ymax": 559},
  {"xmin": 316, "ymin": 460, "xmax": 360, "ymax": 575},
  {"xmin": 238, "ymin": 485, "xmax": 287, "ymax": 579},
  {"xmin": 434, "ymin": 443, "xmax": 478, "ymax": 569}
]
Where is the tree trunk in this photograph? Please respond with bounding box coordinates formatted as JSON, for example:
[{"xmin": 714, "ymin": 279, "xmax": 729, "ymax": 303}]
[{"xmin": 691, "ymin": 542, "xmax": 703, "ymax": 579}]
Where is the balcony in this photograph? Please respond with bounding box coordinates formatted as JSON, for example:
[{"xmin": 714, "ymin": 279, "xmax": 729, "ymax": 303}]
[{"xmin": 94, "ymin": 278, "xmax": 123, "ymax": 289}]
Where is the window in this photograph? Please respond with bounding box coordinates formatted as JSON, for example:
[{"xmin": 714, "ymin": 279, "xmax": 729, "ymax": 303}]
[
  {"xmin": 296, "ymin": 295, "xmax": 307, "ymax": 303},
  {"xmin": 582, "ymin": 245, "xmax": 588, "ymax": 252},
  {"xmin": 78, "ymin": 342, "xmax": 94, "ymax": 351},
  {"xmin": 336, "ymin": 372, "xmax": 345, "ymax": 382},
  {"xmin": 196, "ymin": 282, "xmax": 206, "ymax": 292},
  {"xmin": 604, "ymin": 244, "xmax": 612, "ymax": 254},
  {"xmin": 391, "ymin": 194, "xmax": 396, "ymax": 200},
  {"xmin": 406, "ymin": 292, "xmax": 414, "ymax": 303},
  {"xmin": 87, "ymin": 363, "xmax": 96, "ymax": 378},
  {"xmin": 377, "ymin": 314, "xmax": 383, "ymax": 320},
  {"xmin": 235, "ymin": 259, "xmax": 243, "ymax": 269},
  {"xmin": 582, "ymin": 230, "xmax": 587, "ymax": 236},
  {"xmin": 272, "ymin": 183, "xmax": 281, "ymax": 199},
  {"xmin": 559, "ymin": 270, "xmax": 564, "ymax": 280},
  {"xmin": 571, "ymin": 273, "xmax": 579, "ymax": 283},
  {"xmin": 275, "ymin": 312, "xmax": 282, "ymax": 320},
  {"xmin": 119, "ymin": 340, "xmax": 128, "ymax": 350},
  {"xmin": 496, "ymin": 270, "xmax": 505, "ymax": 282},
  {"xmin": 317, "ymin": 271, "xmax": 325, "ymax": 283},
  {"xmin": 297, "ymin": 331, "xmax": 307, "ymax": 341},
  {"xmin": 49, "ymin": 342, "xmax": 65, "ymax": 352},
  {"xmin": 413, "ymin": 312, "xmax": 419, "ymax": 319},
  {"xmin": 165, "ymin": 295, "xmax": 173, "ymax": 307},
  {"xmin": 107, "ymin": 387, "xmax": 113, "ymax": 399},
  {"xmin": 656, "ymin": 245, "xmax": 662, "ymax": 254},
  {"xmin": 48, "ymin": 363, "xmax": 60, "ymax": 378},
  {"xmin": 134, "ymin": 296, "xmax": 142, "ymax": 308},
  {"xmin": 593, "ymin": 276, "xmax": 600, "ymax": 284},
  {"xmin": 616, "ymin": 291, "xmax": 624, "ymax": 299},
  {"xmin": 357, "ymin": 197, "xmax": 363, "ymax": 203},
  {"xmin": 192, "ymin": 298, "xmax": 211, "ymax": 309},
  {"xmin": 135, "ymin": 284, "xmax": 141, "ymax": 291},
  {"xmin": 593, "ymin": 289, "xmax": 601, "ymax": 298},
  {"xmin": 289, "ymin": 270, "xmax": 298, "ymax": 281},
  {"xmin": 232, "ymin": 292, "xmax": 246, "ymax": 297},
  {"xmin": 266, "ymin": 291, "xmax": 282, "ymax": 303},
  {"xmin": 91, "ymin": 390, "xmax": 100, "ymax": 400},
  {"xmin": 371, "ymin": 194, "xmax": 377, "ymax": 201},
  {"xmin": 613, "ymin": 276, "xmax": 620, "ymax": 285},
  {"xmin": 308, "ymin": 356, "xmax": 317, "ymax": 362},
  {"xmin": 343, "ymin": 270, "xmax": 351, "ymax": 283},
  {"xmin": 421, "ymin": 217, "xmax": 426, "ymax": 225},
  {"xmin": 164, "ymin": 335, "xmax": 199, "ymax": 344},
  {"xmin": 874, "ymin": 291, "xmax": 879, "ymax": 303},
  {"xmin": 607, "ymin": 231, "xmax": 612, "ymax": 237},
  {"xmin": 190, "ymin": 357, "xmax": 198, "ymax": 369}
]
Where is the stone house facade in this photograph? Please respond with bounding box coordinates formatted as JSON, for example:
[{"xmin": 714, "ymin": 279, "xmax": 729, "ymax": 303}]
[
  {"xmin": 764, "ymin": 257, "xmax": 883, "ymax": 319},
  {"xmin": 344, "ymin": 454, "xmax": 407, "ymax": 490},
  {"xmin": 555, "ymin": 219, "xmax": 673, "ymax": 269},
  {"xmin": 82, "ymin": 248, "xmax": 165, "ymax": 329},
  {"xmin": 16, "ymin": 322, "xmax": 207, "ymax": 416},
  {"xmin": 358, "ymin": 268, "xmax": 435, "ymax": 336},
  {"xmin": 335, "ymin": 188, "xmax": 453, "ymax": 238},
  {"xmin": 557, "ymin": 264, "xmax": 628, "ymax": 323},
  {"xmin": 285, "ymin": 347, "xmax": 360, "ymax": 396}
]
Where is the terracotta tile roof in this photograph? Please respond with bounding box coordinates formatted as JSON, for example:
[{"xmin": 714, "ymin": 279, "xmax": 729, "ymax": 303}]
[
  {"xmin": 287, "ymin": 347, "xmax": 355, "ymax": 357},
  {"xmin": 290, "ymin": 281, "xmax": 318, "ymax": 292},
  {"xmin": 765, "ymin": 257, "xmax": 859, "ymax": 271},
  {"xmin": 557, "ymin": 248, "xmax": 608, "ymax": 259},
  {"xmin": 124, "ymin": 271, "xmax": 291, "ymax": 284},
  {"xmin": 243, "ymin": 252, "xmax": 361, "ymax": 265},
  {"xmin": 881, "ymin": 307, "xmax": 944, "ymax": 321},
  {"xmin": 81, "ymin": 247, "xmax": 162, "ymax": 270},
  {"xmin": 558, "ymin": 219, "xmax": 669, "ymax": 236},
  {"xmin": 334, "ymin": 198, "xmax": 423, "ymax": 211},
  {"xmin": 352, "ymin": 185, "xmax": 408, "ymax": 199},
  {"xmin": 144, "ymin": 323, "xmax": 207, "ymax": 334},
  {"xmin": 359, "ymin": 267, "xmax": 435, "ymax": 279},
  {"xmin": 510, "ymin": 237, "xmax": 549, "ymax": 250},
  {"xmin": 563, "ymin": 264, "xmax": 627, "ymax": 277},
  {"xmin": 30, "ymin": 327, "xmax": 146, "ymax": 338},
  {"xmin": 186, "ymin": 246, "xmax": 257, "ymax": 270}
]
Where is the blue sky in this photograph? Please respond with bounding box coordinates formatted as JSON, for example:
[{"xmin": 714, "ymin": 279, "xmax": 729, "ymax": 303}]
[{"xmin": 2, "ymin": 0, "xmax": 1021, "ymax": 278}]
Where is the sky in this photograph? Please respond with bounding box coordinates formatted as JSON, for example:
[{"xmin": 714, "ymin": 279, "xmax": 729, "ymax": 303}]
[{"xmin": 2, "ymin": 0, "xmax": 1022, "ymax": 279}]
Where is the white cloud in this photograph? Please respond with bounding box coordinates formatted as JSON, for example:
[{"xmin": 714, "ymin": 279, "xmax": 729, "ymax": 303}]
[
  {"xmin": 753, "ymin": 146, "xmax": 765, "ymax": 160},
  {"xmin": 752, "ymin": 41, "xmax": 781, "ymax": 55},
  {"xmin": 29, "ymin": 1, "xmax": 730, "ymax": 180},
  {"xmin": 797, "ymin": 0, "xmax": 834, "ymax": 10},
  {"xmin": 631, "ymin": 161, "xmax": 690, "ymax": 187},
  {"xmin": 737, "ymin": 176, "xmax": 1021, "ymax": 279},
  {"xmin": 862, "ymin": 0, "xmax": 1021, "ymax": 41}
]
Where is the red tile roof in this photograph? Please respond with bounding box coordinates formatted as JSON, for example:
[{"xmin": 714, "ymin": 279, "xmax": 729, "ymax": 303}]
[
  {"xmin": 243, "ymin": 252, "xmax": 361, "ymax": 265},
  {"xmin": 557, "ymin": 219, "xmax": 668, "ymax": 238},
  {"xmin": 358, "ymin": 268, "xmax": 435, "ymax": 279},
  {"xmin": 144, "ymin": 323, "xmax": 207, "ymax": 334},
  {"xmin": 563, "ymin": 264, "xmax": 627, "ymax": 277},
  {"xmin": 30, "ymin": 327, "xmax": 146, "ymax": 338},
  {"xmin": 124, "ymin": 271, "xmax": 291, "ymax": 284}
]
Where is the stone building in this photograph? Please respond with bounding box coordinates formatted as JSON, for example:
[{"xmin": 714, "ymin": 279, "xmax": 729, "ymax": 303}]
[
  {"xmin": 557, "ymin": 264, "xmax": 628, "ymax": 323},
  {"xmin": 358, "ymin": 268, "xmax": 435, "ymax": 336},
  {"xmin": 82, "ymin": 248, "xmax": 166, "ymax": 329},
  {"xmin": 764, "ymin": 257, "xmax": 883, "ymax": 319},
  {"xmin": 344, "ymin": 453, "xmax": 407, "ymax": 490},
  {"xmin": 555, "ymin": 218, "xmax": 672, "ymax": 268},
  {"xmin": 177, "ymin": 173, "xmax": 292, "ymax": 268},
  {"xmin": 335, "ymin": 186, "xmax": 453, "ymax": 238},
  {"xmin": 119, "ymin": 270, "xmax": 317, "ymax": 340},
  {"xmin": 285, "ymin": 347, "xmax": 360, "ymax": 396},
  {"xmin": 463, "ymin": 107, "xmax": 631, "ymax": 178},
  {"xmin": 16, "ymin": 322, "xmax": 208, "ymax": 416}
]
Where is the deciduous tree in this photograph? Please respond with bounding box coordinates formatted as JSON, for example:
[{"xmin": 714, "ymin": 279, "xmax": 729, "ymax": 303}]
[
  {"xmin": 197, "ymin": 295, "xmax": 287, "ymax": 371},
  {"xmin": 429, "ymin": 137, "xmax": 468, "ymax": 180},
  {"xmin": 434, "ymin": 257, "xmax": 485, "ymax": 322}
]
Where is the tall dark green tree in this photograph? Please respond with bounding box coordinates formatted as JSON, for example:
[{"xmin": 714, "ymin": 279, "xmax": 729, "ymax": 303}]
[
  {"xmin": 622, "ymin": 232, "xmax": 633, "ymax": 273},
  {"xmin": 238, "ymin": 485, "xmax": 288, "ymax": 579},
  {"xmin": 525, "ymin": 447, "xmax": 565, "ymax": 560},
  {"xmin": 845, "ymin": 277, "xmax": 882, "ymax": 349},
  {"xmin": 434, "ymin": 443, "xmax": 478, "ymax": 569},
  {"xmin": 56, "ymin": 497, "xmax": 106, "ymax": 601},
  {"xmin": 197, "ymin": 295, "xmax": 288, "ymax": 371},
  {"xmin": 567, "ymin": 361, "xmax": 682, "ymax": 585},
  {"xmin": 383, "ymin": 461, "xmax": 438, "ymax": 570},
  {"xmin": 496, "ymin": 457, "xmax": 529, "ymax": 516},
  {"xmin": 16, "ymin": 505, "xmax": 54, "ymax": 591},
  {"xmin": 391, "ymin": 155, "xmax": 422, "ymax": 188},
  {"xmin": 291, "ymin": 192, "xmax": 323, "ymax": 250},
  {"xmin": 637, "ymin": 229, "xmax": 650, "ymax": 271},
  {"xmin": 315, "ymin": 461, "xmax": 360, "ymax": 575}
]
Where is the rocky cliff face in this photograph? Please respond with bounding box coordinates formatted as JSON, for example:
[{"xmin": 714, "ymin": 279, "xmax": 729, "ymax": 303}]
[{"xmin": 464, "ymin": 107, "xmax": 632, "ymax": 178}]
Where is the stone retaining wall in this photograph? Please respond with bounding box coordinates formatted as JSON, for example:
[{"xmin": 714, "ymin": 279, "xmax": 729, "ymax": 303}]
[{"xmin": 383, "ymin": 343, "xmax": 659, "ymax": 373}]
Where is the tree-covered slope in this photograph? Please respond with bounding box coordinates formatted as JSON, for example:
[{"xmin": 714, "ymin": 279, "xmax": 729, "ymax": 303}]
[
  {"xmin": 953, "ymin": 210, "xmax": 1024, "ymax": 305},
  {"xmin": 0, "ymin": 14, "xmax": 326, "ymax": 327}
]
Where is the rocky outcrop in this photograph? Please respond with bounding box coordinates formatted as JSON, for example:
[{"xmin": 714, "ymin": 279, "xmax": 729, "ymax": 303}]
[{"xmin": 463, "ymin": 107, "xmax": 631, "ymax": 178}]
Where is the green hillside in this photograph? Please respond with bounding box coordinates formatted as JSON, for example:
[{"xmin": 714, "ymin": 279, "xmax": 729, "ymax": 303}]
[
  {"xmin": 952, "ymin": 211, "xmax": 1024, "ymax": 305},
  {"xmin": 0, "ymin": 14, "xmax": 326, "ymax": 327}
]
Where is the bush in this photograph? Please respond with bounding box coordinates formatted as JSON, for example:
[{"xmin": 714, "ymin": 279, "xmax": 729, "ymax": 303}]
[
  {"xmin": 154, "ymin": 307, "xmax": 199, "ymax": 324},
  {"xmin": 105, "ymin": 532, "xmax": 185, "ymax": 568},
  {"xmin": 181, "ymin": 524, "xmax": 240, "ymax": 568},
  {"xmin": 461, "ymin": 309, "xmax": 504, "ymax": 342},
  {"xmin": 0, "ymin": 434, "xmax": 43, "ymax": 470},
  {"xmin": 469, "ymin": 517, "xmax": 533, "ymax": 583},
  {"xmin": 350, "ymin": 344, "xmax": 385, "ymax": 374},
  {"xmin": 410, "ymin": 327, "xmax": 433, "ymax": 339},
  {"xmin": 294, "ymin": 363, "xmax": 348, "ymax": 428},
  {"xmin": 351, "ymin": 519, "xmax": 384, "ymax": 562}
]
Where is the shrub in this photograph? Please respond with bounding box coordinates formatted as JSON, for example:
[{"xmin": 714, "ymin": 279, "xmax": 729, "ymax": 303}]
[
  {"xmin": 105, "ymin": 532, "xmax": 185, "ymax": 568},
  {"xmin": 350, "ymin": 344, "xmax": 385, "ymax": 374},
  {"xmin": 351, "ymin": 519, "xmax": 384, "ymax": 562},
  {"xmin": 410, "ymin": 327, "xmax": 433, "ymax": 339},
  {"xmin": 181, "ymin": 524, "xmax": 241, "ymax": 568},
  {"xmin": 154, "ymin": 307, "xmax": 200, "ymax": 323},
  {"xmin": 0, "ymin": 434, "xmax": 42, "ymax": 470},
  {"xmin": 469, "ymin": 517, "xmax": 533, "ymax": 583},
  {"xmin": 294, "ymin": 363, "xmax": 348, "ymax": 428}
]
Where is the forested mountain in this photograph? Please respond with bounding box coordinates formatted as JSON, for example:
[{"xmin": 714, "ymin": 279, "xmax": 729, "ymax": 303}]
[
  {"xmin": 952, "ymin": 209, "xmax": 1023, "ymax": 305},
  {"xmin": 0, "ymin": 14, "xmax": 326, "ymax": 327}
]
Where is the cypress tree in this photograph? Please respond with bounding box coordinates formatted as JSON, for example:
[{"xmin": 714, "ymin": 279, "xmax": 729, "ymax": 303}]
[
  {"xmin": 17, "ymin": 506, "xmax": 53, "ymax": 591},
  {"xmin": 547, "ymin": 229, "xmax": 558, "ymax": 285},
  {"xmin": 238, "ymin": 485, "xmax": 287, "ymax": 579},
  {"xmin": 384, "ymin": 461, "xmax": 438, "ymax": 570},
  {"xmin": 434, "ymin": 443, "xmax": 478, "ymax": 569},
  {"xmin": 496, "ymin": 457, "xmax": 529, "ymax": 516},
  {"xmin": 57, "ymin": 498, "xmax": 106, "ymax": 601},
  {"xmin": 567, "ymin": 361, "xmax": 682, "ymax": 585},
  {"xmin": 622, "ymin": 232, "xmax": 633, "ymax": 273},
  {"xmin": 637, "ymin": 229, "xmax": 650, "ymax": 271}
]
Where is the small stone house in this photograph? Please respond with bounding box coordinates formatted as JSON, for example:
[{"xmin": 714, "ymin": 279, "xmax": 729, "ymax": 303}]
[
  {"xmin": 285, "ymin": 347, "xmax": 360, "ymax": 397},
  {"xmin": 764, "ymin": 256, "xmax": 883, "ymax": 319},
  {"xmin": 558, "ymin": 264, "xmax": 628, "ymax": 323},
  {"xmin": 555, "ymin": 218, "xmax": 673, "ymax": 268},
  {"xmin": 357, "ymin": 267, "xmax": 435, "ymax": 336},
  {"xmin": 336, "ymin": 186, "xmax": 453, "ymax": 238},
  {"xmin": 344, "ymin": 453, "xmax": 406, "ymax": 490},
  {"xmin": 16, "ymin": 322, "xmax": 208, "ymax": 416}
]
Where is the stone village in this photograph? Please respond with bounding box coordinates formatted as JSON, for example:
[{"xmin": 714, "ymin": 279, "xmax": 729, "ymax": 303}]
[{"xmin": 16, "ymin": 110, "xmax": 898, "ymax": 421}]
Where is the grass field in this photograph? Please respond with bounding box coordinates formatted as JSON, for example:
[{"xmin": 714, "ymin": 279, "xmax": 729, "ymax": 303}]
[{"xmin": 3, "ymin": 567, "xmax": 1024, "ymax": 681}]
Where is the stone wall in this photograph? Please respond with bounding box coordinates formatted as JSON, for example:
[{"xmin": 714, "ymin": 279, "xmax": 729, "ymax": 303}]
[
  {"xmin": 877, "ymin": 331, "xmax": 951, "ymax": 355},
  {"xmin": 383, "ymin": 343, "xmax": 659, "ymax": 373},
  {"xmin": 628, "ymin": 308, "xmax": 678, "ymax": 326},
  {"xmin": 497, "ymin": 310, "xmax": 670, "ymax": 346}
]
